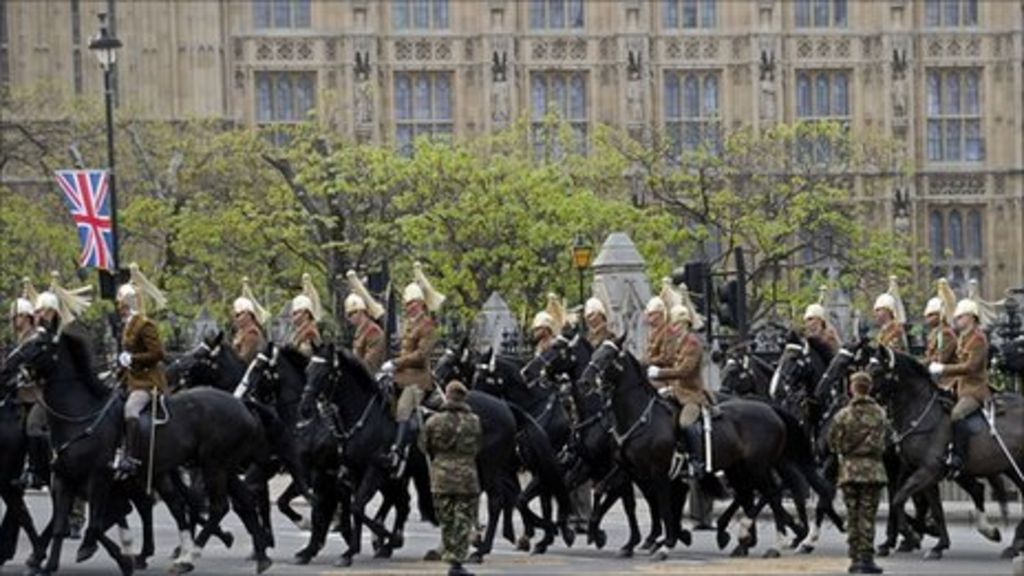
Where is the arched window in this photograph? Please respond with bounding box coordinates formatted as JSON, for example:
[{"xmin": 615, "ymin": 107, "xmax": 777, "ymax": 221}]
[
  {"xmin": 929, "ymin": 210, "xmax": 945, "ymax": 259},
  {"xmin": 948, "ymin": 209, "xmax": 963, "ymax": 258},
  {"xmin": 966, "ymin": 209, "xmax": 983, "ymax": 259}
]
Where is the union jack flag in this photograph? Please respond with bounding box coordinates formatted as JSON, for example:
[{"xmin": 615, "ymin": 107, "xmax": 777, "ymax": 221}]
[{"xmin": 54, "ymin": 170, "xmax": 116, "ymax": 271}]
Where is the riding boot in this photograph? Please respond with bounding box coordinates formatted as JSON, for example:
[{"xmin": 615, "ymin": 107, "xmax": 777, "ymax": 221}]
[
  {"xmin": 386, "ymin": 420, "xmax": 414, "ymax": 477},
  {"xmin": 115, "ymin": 418, "xmax": 143, "ymax": 478},
  {"xmin": 683, "ymin": 425, "xmax": 707, "ymax": 479},
  {"xmin": 448, "ymin": 561, "xmax": 474, "ymax": 576},
  {"xmin": 945, "ymin": 421, "xmax": 968, "ymax": 479},
  {"xmin": 859, "ymin": 553, "xmax": 883, "ymax": 574}
]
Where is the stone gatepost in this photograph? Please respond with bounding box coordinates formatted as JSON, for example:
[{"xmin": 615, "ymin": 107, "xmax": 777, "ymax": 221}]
[
  {"xmin": 591, "ymin": 233, "xmax": 652, "ymax": 359},
  {"xmin": 473, "ymin": 292, "xmax": 519, "ymax": 354}
]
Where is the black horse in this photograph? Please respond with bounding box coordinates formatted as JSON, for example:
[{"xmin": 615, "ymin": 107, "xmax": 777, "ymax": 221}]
[
  {"xmin": 862, "ymin": 344, "xmax": 1024, "ymax": 560},
  {"xmin": 2, "ymin": 328, "xmax": 272, "ymax": 575},
  {"xmin": 0, "ymin": 382, "xmax": 45, "ymax": 567},
  {"xmin": 436, "ymin": 343, "xmax": 576, "ymax": 554},
  {"xmin": 581, "ymin": 333, "xmax": 807, "ymax": 559},
  {"xmin": 719, "ymin": 345, "xmax": 774, "ymax": 400},
  {"xmin": 533, "ymin": 333, "xmax": 650, "ymax": 557}
]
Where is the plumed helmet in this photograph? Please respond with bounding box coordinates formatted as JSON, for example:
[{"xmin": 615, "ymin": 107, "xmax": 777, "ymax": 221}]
[
  {"xmin": 345, "ymin": 270, "xmax": 384, "ymax": 320},
  {"xmin": 293, "ymin": 294, "xmax": 316, "ymax": 315},
  {"xmin": 117, "ymin": 283, "xmax": 137, "ymax": 303},
  {"xmin": 804, "ymin": 303, "xmax": 827, "ymax": 322},
  {"xmin": 923, "ymin": 297, "xmax": 943, "ymax": 318},
  {"xmin": 584, "ymin": 297, "xmax": 606, "ymax": 319},
  {"xmin": 953, "ymin": 299, "xmax": 980, "ymax": 320},
  {"xmin": 670, "ymin": 304, "xmax": 692, "ymax": 326},
  {"xmin": 35, "ymin": 291, "xmax": 60, "ymax": 313},
  {"xmin": 233, "ymin": 297, "xmax": 256, "ymax": 316},
  {"xmin": 343, "ymin": 293, "xmax": 366, "ymax": 315},
  {"xmin": 645, "ymin": 296, "xmax": 667, "ymax": 317},
  {"xmin": 532, "ymin": 311, "xmax": 555, "ymax": 332},
  {"xmin": 402, "ymin": 282, "xmax": 425, "ymax": 305},
  {"xmin": 12, "ymin": 297, "xmax": 33, "ymax": 317},
  {"xmin": 873, "ymin": 293, "xmax": 897, "ymax": 314}
]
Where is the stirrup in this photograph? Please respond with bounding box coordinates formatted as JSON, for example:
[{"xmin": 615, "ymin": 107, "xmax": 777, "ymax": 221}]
[{"xmin": 668, "ymin": 451, "xmax": 686, "ymax": 480}]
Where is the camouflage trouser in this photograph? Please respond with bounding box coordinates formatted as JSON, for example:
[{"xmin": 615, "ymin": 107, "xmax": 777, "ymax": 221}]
[
  {"xmin": 951, "ymin": 396, "xmax": 981, "ymax": 422},
  {"xmin": 395, "ymin": 386, "xmax": 424, "ymax": 421},
  {"xmin": 842, "ymin": 482, "xmax": 882, "ymax": 560},
  {"xmin": 436, "ymin": 494, "xmax": 478, "ymax": 564}
]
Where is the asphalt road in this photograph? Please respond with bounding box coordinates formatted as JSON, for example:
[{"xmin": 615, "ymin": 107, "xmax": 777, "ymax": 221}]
[{"xmin": 3, "ymin": 486, "xmax": 1020, "ymax": 576}]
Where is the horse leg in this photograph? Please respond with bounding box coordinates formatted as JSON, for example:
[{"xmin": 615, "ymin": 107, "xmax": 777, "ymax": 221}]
[
  {"xmin": 244, "ymin": 464, "xmax": 275, "ymax": 549},
  {"xmin": 157, "ymin": 474, "xmax": 199, "ymax": 575},
  {"xmin": 1000, "ymin": 474, "xmax": 1024, "ymax": 559},
  {"xmin": 276, "ymin": 479, "xmax": 306, "ymax": 528},
  {"xmin": 77, "ymin": 472, "xmax": 114, "ymax": 563},
  {"xmin": 648, "ymin": 477, "xmax": 678, "ymax": 560},
  {"xmin": 501, "ymin": 475, "xmax": 519, "ymax": 545},
  {"xmin": 636, "ymin": 481, "xmax": 662, "ymax": 551},
  {"xmin": 226, "ymin": 474, "xmax": 272, "ymax": 573},
  {"xmin": 2, "ymin": 486, "xmax": 44, "ymax": 564},
  {"xmin": 923, "ymin": 482, "xmax": 951, "ymax": 556},
  {"xmin": 955, "ymin": 475, "xmax": 1000, "ymax": 543},
  {"xmin": 585, "ymin": 483, "xmax": 616, "ymax": 551},
  {"xmin": 535, "ymin": 493, "xmax": 555, "ymax": 554},
  {"xmin": 295, "ymin": 472, "xmax": 334, "ymax": 564},
  {"xmin": 514, "ymin": 477, "xmax": 544, "ymax": 552},
  {"xmin": 715, "ymin": 496, "xmax": 742, "ymax": 550},
  {"xmin": 95, "ymin": 530, "xmax": 133, "ymax": 576},
  {"xmin": 40, "ymin": 476, "xmax": 74, "ymax": 575},
  {"xmin": 890, "ymin": 466, "xmax": 944, "ymax": 560},
  {"xmin": 619, "ymin": 482, "xmax": 642, "ymax": 557},
  {"xmin": 471, "ymin": 488, "xmax": 501, "ymax": 562}
]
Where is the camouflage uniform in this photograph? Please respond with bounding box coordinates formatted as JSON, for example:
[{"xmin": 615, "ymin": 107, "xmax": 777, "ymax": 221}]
[
  {"xmin": 422, "ymin": 396, "xmax": 482, "ymax": 566},
  {"xmin": 828, "ymin": 395, "xmax": 889, "ymax": 566}
]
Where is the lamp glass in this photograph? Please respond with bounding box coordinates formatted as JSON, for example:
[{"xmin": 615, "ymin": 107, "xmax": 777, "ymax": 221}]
[{"xmin": 94, "ymin": 46, "xmax": 116, "ymax": 68}]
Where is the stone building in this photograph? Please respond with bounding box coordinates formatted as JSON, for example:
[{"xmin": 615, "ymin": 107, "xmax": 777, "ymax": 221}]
[{"xmin": 2, "ymin": 0, "xmax": 1022, "ymax": 296}]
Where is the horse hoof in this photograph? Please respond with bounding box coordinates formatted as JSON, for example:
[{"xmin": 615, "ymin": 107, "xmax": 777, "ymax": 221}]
[
  {"xmin": 531, "ymin": 543, "xmax": 548, "ymax": 555},
  {"xmin": 132, "ymin": 556, "xmax": 148, "ymax": 570},
  {"xmin": 334, "ymin": 555, "xmax": 353, "ymax": 568},
  {"xmin": 980, "ymin": 527, "xmax": 1001, "ymax": 543},
  {"xmin": 296, "ymin": 517, "xmax": 312, "ymax": 531},
  {"xmin": 117, "ymin": 557, "xmax": 134, "ymax": 576},
  {"xmin": 221, "ymin": 531, "xmax": 234, "ymax": 549},
  {"xmin": 679, "ymin": 529, "xmax": 692, "ymax": 547},
  {"xmin": 923, "ymin": 549, "xmax": 943, "ymax": 561},
  {"xmin": 256, "ymin": 556, "xmax": 273, "ymax": 574},
  {"xmin": 716, "ymin": 531, "xmax": 731, "ymax": 550},
  {"xmin": 651, "ymin": 550, "xmax": 668, "ymax": 562},
  {"xmin": 515, "ymin": 537, "xmax": 530, "ymax": 552},
  {"xmin": 1000, "ymin": 546, "xmax": 1018, "ymax": 559},
  {"xmin": 561, "ymin": 526, "xmax": 576, "ymax": 548},
  {"xmin": 294, "ymin": 553, "xmax": 312, "ymax": 566},
  {"xmin": 798, "ymin": 544, "xmax": 815, "ymax": 555},
  {"xmin": 593, "ymin": 530, "xmax": 607, "ymax": 550},
  {"xmin": 640, "ymin": 539, "xmax": 656, "ymax": 552},
  {"xmin": 374, "ymin": 546, "xmax": 392, "ymax": 559},
  {"xmin": 730, "ymin": 545, "xmax": 749, "ymax": 558},
  {"xmin": 762, "ymin": 547, "xmax": 781, "ymax": 559},
  {"xmin": 170, "ymin": 561, "xmax": 194, "ymax": 575},
  {"xmin": 423, "ymin": 549, "xmax": 441, "ymax": 562},
  {"xmin": 75, "ymin": 542, "xmax": 98, "ymax": 563},
  {"xmin": 26, "ymin": 552, "xmax": 44, "ymax": 569},
  {"xmin": 616, "ymin": 547, "xmax": 633, "ymax": 559},
  {"xmin": 897, "ymin": 539, "xmax": 920, "ymax": 553},
  {"xmin": 876, "ymin": 544, "xmax": 891, "ymax": 558},
  {"xmin": 170, "ymin": 545, "xmax": 181, "ymax": 560},
  {"xmin": 467, "ymin": 551, "xmax": 484, "ymax": 564}
]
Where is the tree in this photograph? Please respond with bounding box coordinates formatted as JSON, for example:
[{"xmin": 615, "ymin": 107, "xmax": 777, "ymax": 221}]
[{"xmin": 601, "ymin": 121, "xmax": 914, "ymax": 324}]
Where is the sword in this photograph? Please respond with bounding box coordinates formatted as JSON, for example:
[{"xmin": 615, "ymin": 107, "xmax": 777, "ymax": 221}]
[
  {"xmin": 985, "ymin": 404, "xmax": 1024, "ymax": 485},
  {"xmin": 702, "ymin": 406, "xmax": 713, "ymax": 474},
  {"xmin": 146, "ymin": 389, "xmax": 157, "ymax": 496}
]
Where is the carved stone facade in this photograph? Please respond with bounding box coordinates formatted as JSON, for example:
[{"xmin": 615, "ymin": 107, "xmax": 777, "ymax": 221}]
[{"xmin": 2, "ymin": 0, "xmax": 1022, "ymax": 296}]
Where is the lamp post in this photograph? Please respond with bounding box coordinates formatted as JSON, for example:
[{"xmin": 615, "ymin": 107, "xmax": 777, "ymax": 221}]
[
  {"xmin": 88, "ymin": 13, "xmax": 123, "ymax": 296},
  {"xmin": 571, "ymin": 234, "xmax": 593, "ymax": 306}
]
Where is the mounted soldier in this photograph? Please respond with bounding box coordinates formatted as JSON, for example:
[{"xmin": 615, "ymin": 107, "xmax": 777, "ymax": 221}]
[
  {"xmin": 11, "ymin": 278, "xmax": 47, "ymax": 488},
  {"xmin": 584, "ymin": 282, "xmax": 616, "ymax": 349},
  {"xmin": 383, "ymin": 261, "xmax": 444, "ymax": 476},
  {"xmin": 873, "ymin": 276, "xmax": 908, "ymax": 352},
  {"xmin": 531, "ymin": 293, "xmax": 567, "ymax": 357},
  {"xmin": 804, "ymin": 286, "xmax": 841, "ymax": 355},
  {"xmin": 345, "ymin": 270, "xmax": 387, "ymax": 374},
  {"xmin": 290, "ymin": 273, "xmax": 323, "ymax": 358},
  {"xmin": 231, "ymin": 277, "xmax": 268, "ymax": 365},
  {"xmin": 928, "ymin": 298, "xmax": 991, "ymax": 477},
  {"xmin": 113, "ymin": 263, "xmax": 168, "ymax": 478},
  {"xmin": 648, "ymin": 301, "xmax": 712, "ymax": 478},
  {"xmin": 922, "ymin": 279, "xmax": 957, "ymax": 392}
]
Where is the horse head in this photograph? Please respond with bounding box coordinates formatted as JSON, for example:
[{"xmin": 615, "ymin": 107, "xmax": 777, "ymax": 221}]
[
  {"xmin": 301, "ymin": 342, "xmax": 336, "ymax": 417},
  {"xmin": 814, "ymin": 337, "xmax": 871, "ymax": 404},
  {"xmin": 1, "ymin": 328, "xmax": 58, "ymax": 387},
  {"xmin": 580, "ymin": 331, "xmax": 630, "ymax": 396},
  {"xmin": 433, "ymin": 334, "xmax": 476, "ymax": 387},
  {"xmin": 719, "ymin": 343, "xmax": 763, "ymax": 397},
  {"xmin": 772, "ymin": 335, "xmax": 812, "ymax": 400}
]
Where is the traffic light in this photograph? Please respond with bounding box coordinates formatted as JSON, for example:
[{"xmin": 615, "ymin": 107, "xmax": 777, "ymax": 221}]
[
  {"xmin": 717, "ymin": 279, "xmax": 741, "ymax": 330},
  {"xmin": 672, "ymin": 261, "xmax": 710, "ymax": 317}
]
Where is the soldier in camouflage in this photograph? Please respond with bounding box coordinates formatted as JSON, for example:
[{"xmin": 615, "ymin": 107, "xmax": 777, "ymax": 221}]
[
  {"xmin": 828, "ymin": 372, "xmax": 888, "ymax": 575},
  {"xmin": 422, "ymin": 380, "xmax": 482, "ymax": 576}
]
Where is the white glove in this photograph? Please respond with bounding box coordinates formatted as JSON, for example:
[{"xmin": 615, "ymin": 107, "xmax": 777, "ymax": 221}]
[
  {"xmin": 928, "ymin": 362, "xmax": 944, "ymax": 376},
  {"xmin": 381, "ymin": 360, "xmax": 396, "ymax": 373},
  {"xmin": 118, "ymin": 352, "xmax": 133, "ymax": 369},
  {"xmin": 647, "ymin": 366, "xmax": 661, "ymax": 380}
]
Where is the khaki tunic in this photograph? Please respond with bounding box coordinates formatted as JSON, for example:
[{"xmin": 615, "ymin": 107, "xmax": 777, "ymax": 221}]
[
  {"xmin": 925, "ymin": 324, "xmax": 958, "ymax": 391},
  {"xmin": 121, "ymin": 315, "xmax": 167, "ymax": 392},
  {"xmin": 876, "ymin": 321, "xmax": 907, "ymax": 352},
  {"xmin": 394, "ymin": 314, "xmax": 435, "ymax": 391},
  {"xmin": 945, "ymin": 327, "xmax": 991, "ymax": 406},
  {"xmin": 653, "ymin": 331, "xmax": 710, "ymax": 426},
  {"xmin": 233, "ymin": 324, "xmax": 266, "ymax": 364},
  {"xmin": 643, "ymin": 324, "xmax": 673, "ymax": 368},
  {"xmin": 354, "ymin": 320, "xmax": 386, "ymax": 375},
  {"xmin": 291, "ymin": 319, "xmax": 321, "ymax": 358}
]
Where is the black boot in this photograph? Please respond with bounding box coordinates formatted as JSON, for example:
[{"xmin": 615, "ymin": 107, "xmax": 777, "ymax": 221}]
[
  {"xmin": 448, "ymin": 561, "xmax": 474, "ymax": 576},
  {"xmin": 385, "ymin": 420, "xmax": 415, "ymax": 478},
  {"xmin": 859, "ymin": 553, "xmax": 883, "ymax": 574},
  {"xmin": 945, "ymin": 421, "xmax": 968, "ymax": 478},
  {"xmin": 115, "ymin": 418, "xmax": 142, "ymax": 479},
  {"xmin": 682, "ymin": 424, "xmax": 707, "ymax": 479}
]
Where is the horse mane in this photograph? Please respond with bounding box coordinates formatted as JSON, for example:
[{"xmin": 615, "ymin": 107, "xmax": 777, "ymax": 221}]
[
  {"xmin": 336, "ymin": 346, "xmax": 378, "ymax": 394},
  {"xmin": 621, "ymin": 348, "xmax": 655, "ymax": 398},
  {"xmin": 277, "ymin": 345, "xmax": 310, "ymax": 372},
  {"xmin": 892, "ymin": 348, "xmax": 931, "ymax": 381},
  {"xmin": 61, "ymin": 328, "xmax": 107, "ymax": 397},
  {"xmin": 805, "ymin": 335, "xmax": 835, "ymax": 362}
]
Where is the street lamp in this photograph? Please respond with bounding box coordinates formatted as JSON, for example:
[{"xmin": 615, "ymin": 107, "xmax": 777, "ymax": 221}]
[
  {"xmin": 571, "ymin": 234, "xmax": 593, "ymax": 306},
  {"xmin": 88, "ymin": 12, "xmax": 123, "ymax": 297}
]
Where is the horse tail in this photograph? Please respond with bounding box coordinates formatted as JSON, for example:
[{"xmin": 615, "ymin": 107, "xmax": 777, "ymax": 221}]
[
  {"xmin": 507, "ymin": 404, "xmax": 573, "ymax": 519},
  {"xmin": 770, "ymin": 405, "xmax": 816, "ymax": 469}
]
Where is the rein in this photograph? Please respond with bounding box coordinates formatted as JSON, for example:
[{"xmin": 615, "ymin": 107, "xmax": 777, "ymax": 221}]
[
  {"xmin": 610, "ymin": 394, "xmax": 656, "ymax": 447},
  {"xmin": 51, "ymin": 391, "xmax": 120, "ymax": 457},
  {"xmin": 890, "ymin": 389, "xmax": 939, "ymax": 445}
]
